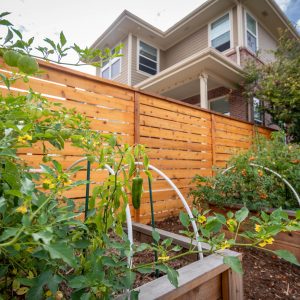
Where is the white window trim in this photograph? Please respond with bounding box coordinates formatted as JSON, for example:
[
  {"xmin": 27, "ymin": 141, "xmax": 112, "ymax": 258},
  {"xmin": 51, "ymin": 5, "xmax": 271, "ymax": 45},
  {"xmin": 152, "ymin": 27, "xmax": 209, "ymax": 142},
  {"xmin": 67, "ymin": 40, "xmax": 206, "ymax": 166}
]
[
  {"xmin": 208, "ymin": 10, "xmax": 233, "ymax": 51},
  {"xmin": 244, "ymin": 9, "xmax": 259, "ymax": 54},
  {"xmin": 136, "ymin": 38, "xmax": 160, "ymax": 77},
  {"xmin": 209, "ymin": 95, "xmax": 230, "ymax": 116},
  {"xmin": 100, "ymin": 44, "xmax": 122, "ymax": 80}
]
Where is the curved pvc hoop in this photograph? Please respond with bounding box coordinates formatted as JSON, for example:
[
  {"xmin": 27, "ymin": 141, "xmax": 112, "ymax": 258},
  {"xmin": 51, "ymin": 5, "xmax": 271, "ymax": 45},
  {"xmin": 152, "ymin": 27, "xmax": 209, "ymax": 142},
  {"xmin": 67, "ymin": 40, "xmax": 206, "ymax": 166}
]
[
  {"xmin": 65, "ymin": 158, "xmax": 134, "ymax": 267},
  {"xmin": 140, "ymin": 163, "xmax": 203, "ymax": 259},
  {"xmin": 220, "ymin": 163, "xmax": 300, "ymax": 206}
]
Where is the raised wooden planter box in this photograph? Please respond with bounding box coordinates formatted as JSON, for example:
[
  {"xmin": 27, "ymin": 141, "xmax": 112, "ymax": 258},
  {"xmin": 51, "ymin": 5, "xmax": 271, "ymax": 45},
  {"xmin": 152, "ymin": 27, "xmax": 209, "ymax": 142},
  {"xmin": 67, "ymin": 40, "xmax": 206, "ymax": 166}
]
[
  {"xmin": 208, "ymin": 204, "xmax": 300, "ymax": 260},
  {"xmin": 131, "ymin": 223, "xmax": 243, "ymax": 300}
]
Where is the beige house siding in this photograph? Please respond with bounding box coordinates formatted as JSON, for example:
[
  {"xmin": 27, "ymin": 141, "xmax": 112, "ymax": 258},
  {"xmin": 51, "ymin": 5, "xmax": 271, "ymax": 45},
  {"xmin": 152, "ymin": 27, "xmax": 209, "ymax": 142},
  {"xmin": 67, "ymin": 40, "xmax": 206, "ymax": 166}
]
[
  {"xmin": 258, "ymin": 24, "xmax": 277, "ymax": 63},
  {"xmin": 116, "ymin": 36, "xmax": 129, "ymax": 85},
  {"xmin": 164, "ymin": 25, "xmax": 208, "ymax": 68}
]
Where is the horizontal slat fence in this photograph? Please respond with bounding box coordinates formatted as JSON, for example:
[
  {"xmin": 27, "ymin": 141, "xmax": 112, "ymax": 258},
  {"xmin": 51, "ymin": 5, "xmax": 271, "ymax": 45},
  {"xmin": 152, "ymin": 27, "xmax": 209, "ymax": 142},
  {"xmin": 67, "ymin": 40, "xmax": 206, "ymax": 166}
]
[{"xmin": 0, "ymin": 58, "xmax": 272, "ymax": 223}]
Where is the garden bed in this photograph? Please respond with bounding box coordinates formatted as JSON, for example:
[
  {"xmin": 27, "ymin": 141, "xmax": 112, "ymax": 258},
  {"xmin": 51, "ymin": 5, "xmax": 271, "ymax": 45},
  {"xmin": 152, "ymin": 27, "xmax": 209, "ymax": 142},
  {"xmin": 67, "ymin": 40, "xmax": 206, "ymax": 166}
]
[
  {"xmin": 131, "ymin": 223, "xmax": 243, "ymax": 300},
  {"xmin": 207, "ymin": 203, "xmax": 300, "ymax": 260},
  {"xmin": 155, "ymin": 216, "xmax": 300, "ymax": 299}
]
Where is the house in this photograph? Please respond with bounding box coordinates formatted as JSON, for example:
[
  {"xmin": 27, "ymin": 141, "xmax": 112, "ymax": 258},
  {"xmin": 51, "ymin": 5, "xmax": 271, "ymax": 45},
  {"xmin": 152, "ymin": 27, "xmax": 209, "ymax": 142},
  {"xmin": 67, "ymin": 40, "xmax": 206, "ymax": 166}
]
[{"xmin": 91, "ymin": 0, "xmax": 298, "ymax": 126}]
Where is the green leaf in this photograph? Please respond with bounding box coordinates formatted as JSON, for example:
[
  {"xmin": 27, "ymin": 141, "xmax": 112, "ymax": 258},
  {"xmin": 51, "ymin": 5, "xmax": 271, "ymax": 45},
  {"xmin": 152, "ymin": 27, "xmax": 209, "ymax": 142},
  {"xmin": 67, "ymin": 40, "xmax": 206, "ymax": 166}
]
[
  {"xmin": 0, "ymin": 228, "xmax": 18, "ymax": 242},
  {"xmin": 166, "ymin": 267, "xmax": 179, "ymax": 287},
  {"xmin": 26, "ymin": 271, "xmax": 52, "ymax": 299},
  {"xmin": 0, "ymin": 19, "xmax": 12, "ymax": 26},
  {"xmin": 205, "ymin": 219, "xmax": 222, "ymax": 233},
  {"xmin": 32, "ymin": 231, "xmax": 53, "ymax": 244},
  {"xmin": 43, "ymin": 242, "xmax": 77, "ymax": 268},
  {"xmin": 179, "ymin": 211, "xmax": 190, "ymax": 228},
  {"xmin": 171, "ymin": 245, "xmax": 182, "ymax": 252},
  {"xmin": 130, "ymin": 291, "xmax": 140, "ymax": 300},
  {"xmin": 136, "ymin": 267, "xmax": 153, "ymax": 274},
  {"xmin": 235, "ymin": 207, "xmax": 249, "ymax": 223},
  {"xmin": 161, "ymin": 238, "xmax": 172, "ymax": 247},
  {"xmin": 69, "ymin": 276, "xmax": 89, "ymax": 289},
  {"xmin": 274, "ymin": 250, "xmax": 299, "ymax": 266},
  {"xmin": 152, "ymin": 230, "xmax": 160, "ymax": 243},
  {"xmin": 296, "ymin": 210, "xmax": 300, "ymax": 220},
  {"xmin": 136, "ymin": 243, "xmax": 149, "ymax": 252},
  {"xmin": 4, "ymin": 28, "xmax": 13, "ymax": 44},
  {"xmin": 223, "ymin": 256, "xmax": 243, "ymax": 274}
]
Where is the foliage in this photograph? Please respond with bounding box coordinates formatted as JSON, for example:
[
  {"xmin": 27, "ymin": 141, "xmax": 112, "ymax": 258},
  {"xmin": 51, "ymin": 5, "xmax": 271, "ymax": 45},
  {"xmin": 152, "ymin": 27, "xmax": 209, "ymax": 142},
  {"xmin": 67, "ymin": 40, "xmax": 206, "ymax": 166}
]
[
  {"xmin": 0, "ymin": 12, "xmax": 299, "ymax": 299},
  {"xmin": 242, "ymin": 31, "xmax": 300, "ymax": 142},
  {"xmin": 190, "ymin": 131, "xmax": 300, "ymax": 210}
]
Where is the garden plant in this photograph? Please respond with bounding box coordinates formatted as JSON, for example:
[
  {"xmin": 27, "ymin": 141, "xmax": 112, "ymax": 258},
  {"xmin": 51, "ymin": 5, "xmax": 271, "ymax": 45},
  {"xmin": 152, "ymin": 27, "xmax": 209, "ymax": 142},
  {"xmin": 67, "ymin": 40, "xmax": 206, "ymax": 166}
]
[
  {"xmin": 191, "ymin": 131, "xmax": 300, "ymax": 211},
  {"xmin": 0, "ymin": 12, "xmax": 299, "ymax": 299}
]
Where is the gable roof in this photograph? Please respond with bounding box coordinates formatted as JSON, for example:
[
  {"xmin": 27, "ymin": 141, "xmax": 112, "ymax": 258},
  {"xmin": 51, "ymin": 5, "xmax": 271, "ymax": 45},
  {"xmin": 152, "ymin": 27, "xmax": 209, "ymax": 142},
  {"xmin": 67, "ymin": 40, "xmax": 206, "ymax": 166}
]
[{"xmin": 91, "ymin": 0, "xmax": 299, "ymax": 51}]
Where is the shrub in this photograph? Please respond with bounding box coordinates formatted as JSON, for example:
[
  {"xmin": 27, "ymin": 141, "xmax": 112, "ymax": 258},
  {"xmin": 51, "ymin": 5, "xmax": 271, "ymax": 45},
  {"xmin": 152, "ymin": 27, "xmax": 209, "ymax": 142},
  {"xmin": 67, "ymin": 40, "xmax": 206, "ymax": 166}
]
[{"xmin": 191, "ymin": 131, "xmax": 300, "ymax": 210}]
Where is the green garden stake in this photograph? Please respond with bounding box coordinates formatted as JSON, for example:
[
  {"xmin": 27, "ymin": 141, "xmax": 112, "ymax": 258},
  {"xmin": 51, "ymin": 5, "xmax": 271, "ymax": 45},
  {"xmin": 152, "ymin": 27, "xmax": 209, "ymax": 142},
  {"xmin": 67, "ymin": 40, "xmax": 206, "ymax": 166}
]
[
  {"xmin": 84, "ymin": 160, "xmax": 91, "ymax": 220},
  {"xmin": 148, "ymin": 176, "xmax": 159, "ymax": 278}
]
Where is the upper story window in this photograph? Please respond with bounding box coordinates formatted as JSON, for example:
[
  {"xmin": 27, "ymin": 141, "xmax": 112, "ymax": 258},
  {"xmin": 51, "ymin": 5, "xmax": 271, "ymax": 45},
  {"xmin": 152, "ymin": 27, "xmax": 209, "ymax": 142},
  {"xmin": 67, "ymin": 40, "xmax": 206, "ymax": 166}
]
[
  {"xmin": 210, "ymin": 13, "xmax": 231, "ymax": 52},
  {"xmin": 138, "ymin": 40, "xmax": 158, "ymax": 75},
  {"xmin": 253, "ymin": 97, "xmax": 263, "ymax": 124},
  {"xmin": 101, "ymin": 46, "xmax": 121, "ymax": 80},
  {"xmin": 246, "ymin": 12, "xmax": 258, "ymax": 52}
]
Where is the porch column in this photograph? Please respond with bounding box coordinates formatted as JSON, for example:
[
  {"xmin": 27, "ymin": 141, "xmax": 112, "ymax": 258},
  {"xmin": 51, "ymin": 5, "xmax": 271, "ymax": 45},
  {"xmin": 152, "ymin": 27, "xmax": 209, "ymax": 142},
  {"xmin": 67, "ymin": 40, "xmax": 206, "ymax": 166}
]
[{"xmin": 199, "ymin": 73, "xmax": 208, "ymax": 109}]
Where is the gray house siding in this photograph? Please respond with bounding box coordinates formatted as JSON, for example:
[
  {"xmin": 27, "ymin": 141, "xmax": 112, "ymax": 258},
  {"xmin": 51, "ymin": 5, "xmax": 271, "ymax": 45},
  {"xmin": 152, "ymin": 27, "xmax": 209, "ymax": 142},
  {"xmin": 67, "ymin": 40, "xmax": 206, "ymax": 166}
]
[
  {"xmin": 164, "ymin": 25, "xmax": 208, "ymax": 68},
  {"xmin": 257, "ymin": 24, "xmax": 277, "ymax": 62}
]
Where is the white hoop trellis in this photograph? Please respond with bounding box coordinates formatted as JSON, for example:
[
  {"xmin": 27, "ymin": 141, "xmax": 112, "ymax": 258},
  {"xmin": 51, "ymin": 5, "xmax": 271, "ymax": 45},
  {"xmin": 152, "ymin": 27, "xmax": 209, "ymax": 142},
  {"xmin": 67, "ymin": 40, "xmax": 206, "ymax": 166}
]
[
  {"xmin": 65, "ymin": 159, "xmax": 203, "ymax": 264},
  {"xmin": 219, "ymin": 163, "xmax": 300, "ymax": 206}
]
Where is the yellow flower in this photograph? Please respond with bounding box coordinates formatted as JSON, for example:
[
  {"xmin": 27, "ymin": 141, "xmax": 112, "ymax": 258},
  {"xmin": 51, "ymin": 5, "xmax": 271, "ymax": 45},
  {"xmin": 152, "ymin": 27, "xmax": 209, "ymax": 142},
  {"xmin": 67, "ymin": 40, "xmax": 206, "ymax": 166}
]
[
  {"xmin": 220, "ymin": 240, "xmax": 231, "ymax": 250},
  {"xmin": 18, "ymin": 134, "xmax": 32, "ymax": 144},
  {"xmin": 259, "ymin": 237, "xmax": 274, "ymax": 247},
  {"xmin": 226, "ymin": 218, "xmax": 237, "ymax": 227},
  {"xmin": 45, "ymin": 290, "xmax": 52, "ymax": 297},
  {"xmin": 49, "ymin": 183, "xmax": 56, "ymax": 189},
  {"xmin": 43, "ymin": 179, "xmax": 52, "ymax": 185},
  {"xmin": 158, "ymin": 255, "xmax": 170, "ymax": 262},
  {"xmin": 259, "ymin": 241, "xmax": 267, "ymax": 247},
  {"xmin": 64, "ymin": 179, "xmax": 73, "ymax": 186},
  {"xmin": 16, "ymin": 206, "xmax": 27, "ymax": 214},
  {"xmin": 255, "ymin": 224, "xmax": 262, "ymax": 232},
  {"xmin": 197, "ymin": 215, "xmax": 207, "ymax": 224}
]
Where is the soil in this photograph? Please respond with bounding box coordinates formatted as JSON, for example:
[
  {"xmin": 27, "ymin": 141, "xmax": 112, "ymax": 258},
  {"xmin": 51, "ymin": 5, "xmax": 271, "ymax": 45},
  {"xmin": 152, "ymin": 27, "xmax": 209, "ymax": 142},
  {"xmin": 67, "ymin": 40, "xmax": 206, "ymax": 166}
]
[
  {"xmin": 154, "ymin": 216, "xmax": 300, "ymax": 300},
  {"xmin": 132, "ymin": 245, "xmax": 191, "ymax": 288}
]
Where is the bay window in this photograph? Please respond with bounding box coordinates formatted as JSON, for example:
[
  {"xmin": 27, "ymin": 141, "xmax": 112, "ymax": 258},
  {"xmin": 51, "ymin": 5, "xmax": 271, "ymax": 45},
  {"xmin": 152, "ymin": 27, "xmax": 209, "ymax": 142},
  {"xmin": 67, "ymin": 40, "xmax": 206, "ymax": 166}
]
[{"xmin": 101, "ymin": 46, "xmax": 121, "ymax": 79}]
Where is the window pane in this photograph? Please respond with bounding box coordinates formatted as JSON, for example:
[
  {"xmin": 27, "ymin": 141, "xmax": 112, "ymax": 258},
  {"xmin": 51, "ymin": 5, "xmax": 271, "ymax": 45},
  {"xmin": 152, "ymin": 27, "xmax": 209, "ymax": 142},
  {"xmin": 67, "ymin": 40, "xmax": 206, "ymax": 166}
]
[
  {"xmin": 111, "ymin": 59, "xmax": 120, "ymax": 78},
  {"xmin": 140, "ymin": 41, "xmax": 157, "ymax": 61},
  {"xmin": 211, "ymin": 14, "xmax": 230, "ymax": 40},
  {"xmin": 102, "ymin": 67, "xmax": 110, "ymax": 79},
  {"xmin": 246, "ymin": 13, "xmax": 256, "ymax": 35},
  {"xmin": 210, "ymin": 98, "xmax": 230, "ymax": 115},
  {"xmin": 140, "ymin": 56, "xmax": 157, "ymax": 70},
  {"xmin": 211, "ymin": 31, "xmax": 230, "ymax": 51},
  {"xmin": 139, "ymin": 64, "xmax": 157, "ymax": 75},
  {"xmin": 247, "ymin": 31, "xmax": 257, "ymax": 52},
  {"xmin": 253, "ymin": 97, "xmax": 263, "ymax": 123},
  {"xmin": 211, "ymin": 14, "xmax": 230, "ymax": 52}
]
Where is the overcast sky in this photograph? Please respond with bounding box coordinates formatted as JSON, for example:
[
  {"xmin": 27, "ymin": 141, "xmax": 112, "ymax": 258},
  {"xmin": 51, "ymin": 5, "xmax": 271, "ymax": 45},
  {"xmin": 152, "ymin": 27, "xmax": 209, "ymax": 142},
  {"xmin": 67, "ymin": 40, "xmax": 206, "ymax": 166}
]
[{"xmin": 1, "ymin": 0, "xmax": 299, "ymax": 74}]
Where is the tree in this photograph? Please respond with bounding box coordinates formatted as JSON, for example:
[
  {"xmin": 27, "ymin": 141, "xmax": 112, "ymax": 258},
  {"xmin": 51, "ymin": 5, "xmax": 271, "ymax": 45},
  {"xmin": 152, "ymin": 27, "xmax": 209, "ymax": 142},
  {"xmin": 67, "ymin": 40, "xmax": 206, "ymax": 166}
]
[{"xmin": 243, "ymin": 31, "xmax": 300, "ymax": 142}]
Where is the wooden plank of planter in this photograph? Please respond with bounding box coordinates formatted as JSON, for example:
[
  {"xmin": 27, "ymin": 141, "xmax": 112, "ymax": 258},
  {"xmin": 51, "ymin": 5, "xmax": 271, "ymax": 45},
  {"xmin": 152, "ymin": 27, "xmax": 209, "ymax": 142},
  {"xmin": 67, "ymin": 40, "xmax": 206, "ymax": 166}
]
[{"xmin": 134, "ymin": 252, "xmax": 242, "ymax": 300}]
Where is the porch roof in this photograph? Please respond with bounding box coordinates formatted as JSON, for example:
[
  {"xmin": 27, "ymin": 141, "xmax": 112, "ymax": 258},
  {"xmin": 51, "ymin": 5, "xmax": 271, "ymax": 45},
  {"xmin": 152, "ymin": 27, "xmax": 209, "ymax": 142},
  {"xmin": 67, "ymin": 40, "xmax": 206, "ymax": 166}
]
[{"xmin": 134, "ymin": 48, "xmax": 244, "ymax": 95}]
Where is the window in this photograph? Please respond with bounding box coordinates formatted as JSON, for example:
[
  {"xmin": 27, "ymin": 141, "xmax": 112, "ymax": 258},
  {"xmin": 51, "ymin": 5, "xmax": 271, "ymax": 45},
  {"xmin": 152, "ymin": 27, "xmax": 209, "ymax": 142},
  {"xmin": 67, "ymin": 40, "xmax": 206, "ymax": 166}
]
[
  {"xmin": 210, "ymin": 13, "xmax": 231, "ymax": 52},
  {"xmin": 101, "ymin": 46, "xmax": 121, "ymax": 79},
  {"xmin": 210, "ymin": 97, "xmax": 230, "ymax": 116},
  {"xmin": 138, "ymin": 40, "xmax": 158, "ymax": 75},
  {"xmin": 246, "ymin": 12, "xmax": 257, "ymax": 52},
  {"xmin": 253, "ymin": 97, "xmax": 263, "ymax": 124}
]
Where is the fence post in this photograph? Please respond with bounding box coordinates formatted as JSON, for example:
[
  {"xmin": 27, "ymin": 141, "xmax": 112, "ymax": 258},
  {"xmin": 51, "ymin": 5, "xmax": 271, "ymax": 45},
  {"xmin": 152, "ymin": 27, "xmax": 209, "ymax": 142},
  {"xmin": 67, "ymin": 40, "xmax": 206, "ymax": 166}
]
[
  {"xmin": 211, "ymin": 114, "xmax": 216, "ymax": 175},
  {"xmin": 134, "ymin": 91, "xmax": 141, "ymax": 222}
]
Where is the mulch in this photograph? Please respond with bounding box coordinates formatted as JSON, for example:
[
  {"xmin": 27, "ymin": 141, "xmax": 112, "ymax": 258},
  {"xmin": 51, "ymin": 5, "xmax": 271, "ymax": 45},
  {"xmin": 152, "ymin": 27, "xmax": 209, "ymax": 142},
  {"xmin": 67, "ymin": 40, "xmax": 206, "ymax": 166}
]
[{"xmin": 154, "ymin": 216, "xmax": 300, "ymax": 300}]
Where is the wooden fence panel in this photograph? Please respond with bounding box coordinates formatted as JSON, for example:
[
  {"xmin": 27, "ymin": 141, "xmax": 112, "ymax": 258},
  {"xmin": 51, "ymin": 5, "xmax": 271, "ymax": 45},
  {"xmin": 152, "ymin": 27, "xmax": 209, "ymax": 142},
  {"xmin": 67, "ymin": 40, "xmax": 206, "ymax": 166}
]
[{"xmin": 0, "ymin": 58, "xmax": 273, "ymax": 223}]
